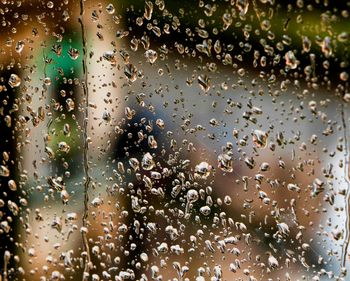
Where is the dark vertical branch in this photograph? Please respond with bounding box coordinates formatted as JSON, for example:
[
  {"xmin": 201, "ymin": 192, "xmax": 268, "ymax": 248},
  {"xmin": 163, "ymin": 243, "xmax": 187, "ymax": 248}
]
[{"xmin": 78, "ymin": 0, "xmax": 92, "ymax": 279}]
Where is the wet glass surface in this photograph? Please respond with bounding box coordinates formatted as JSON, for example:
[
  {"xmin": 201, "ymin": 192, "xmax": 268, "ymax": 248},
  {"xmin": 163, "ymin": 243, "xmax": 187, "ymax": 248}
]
[{"xmin": 0, "ymin": 0, "xmax": 350, "ymax": 280}]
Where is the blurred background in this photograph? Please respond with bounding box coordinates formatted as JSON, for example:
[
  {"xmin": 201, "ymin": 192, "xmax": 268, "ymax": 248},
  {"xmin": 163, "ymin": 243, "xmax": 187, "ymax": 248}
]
[{"xmin": 0, "ymin": 0, "xmax": 350, "ymax": 280}]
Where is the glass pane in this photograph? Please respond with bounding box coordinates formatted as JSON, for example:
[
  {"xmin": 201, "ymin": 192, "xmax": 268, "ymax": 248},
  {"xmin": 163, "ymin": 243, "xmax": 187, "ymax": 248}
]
[{"xmin": 1, "ymin": 0, "xmax": 350, "ymax": 280}]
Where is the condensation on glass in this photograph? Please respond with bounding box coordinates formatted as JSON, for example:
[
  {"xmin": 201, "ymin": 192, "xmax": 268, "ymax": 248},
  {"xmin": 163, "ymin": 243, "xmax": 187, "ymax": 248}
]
[{"xmin": 0, "ymin": 0, "xmax": 349, "ymax": 280}]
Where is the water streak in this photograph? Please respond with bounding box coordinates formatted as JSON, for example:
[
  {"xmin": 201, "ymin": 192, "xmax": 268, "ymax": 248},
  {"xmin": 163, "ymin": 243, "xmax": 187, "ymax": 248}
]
[
  {"xmin": 341, "ymin": 104, "xmax": 350, "ymax": 269},
  {"xmin": 78, "ymin": 0, "xmax": 92, "ymax": 279}
]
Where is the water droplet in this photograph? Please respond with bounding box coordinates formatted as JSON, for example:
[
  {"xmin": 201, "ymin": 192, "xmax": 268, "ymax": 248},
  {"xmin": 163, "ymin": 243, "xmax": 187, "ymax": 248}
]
[
  {"xmin": 145, "ymin": 49, "xmax": 158, "ymax": 64},
  {"xmin": 195, "ymin": 162, "xmax": 212, "ymax": 179},
  {"xmin": 252, "ymin": 130, "xmax": 268, "ymax": 148},
  {"xmin": 106, "ymin": 3, "xmax": 115, "ymax": 14},
  {"xmin": 144, "ymin": 1, "xmax": 153, "ymax": 20},
  {"xmin": 0, "ymin": 166, "xmax": 10, "ymax": 177},
  {"xmin": 58, "ymin": 141, "xmax": 70, "ymax": 153},
  {"xmin": 8, "ymin": 74, "xmax": 21, "ymax": 88},
  {"xmin": 124, "ymin": 63, "xmax": 138, "ymax": 82},
  {"xmin": 66, "ymin": 98, "xmax": 75, "ymax": 112},
  {"xmin": 236, "ymin": 0, "xmax": 249, "ymax": 16},
  {"xmin": 15, "ymin": 40, "xmax": 25, "ymax": 53},
  {"xmin": 197, "ymin": 75, "xmax": 211, "ymax": 92},
  {"xmin": 8, "ymin": 179, "xmax": 17, "ymax": 191},
  {"xmin": 218, "ymin": 153, "xmax": 233, "ymax": 172},
  {"xmin": 142, "ymin": 152, "xmax": 155, "ymax": 170},
  {"xmin": 285, "ymin": 50, "xmax": 298, "ymax": 69},
  {"xmin": 68, "ymin": 47, "xmax": 80, "ymax": 60}
]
